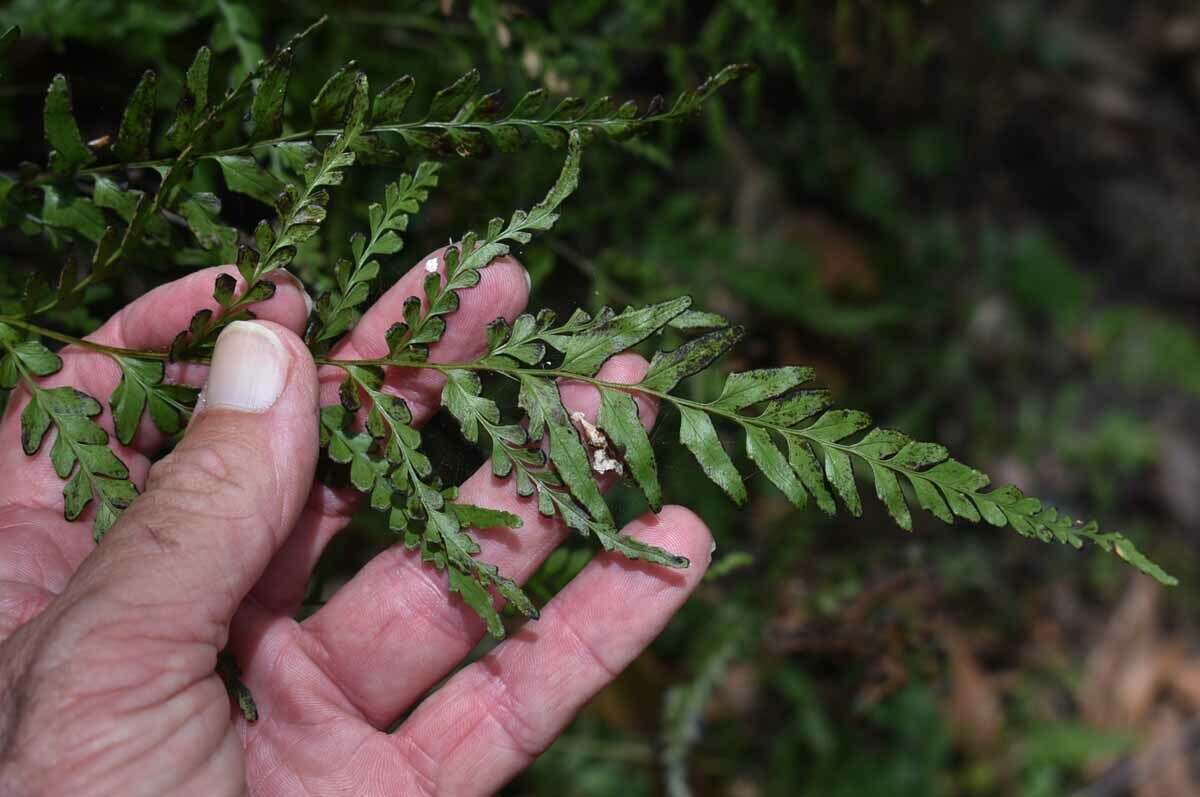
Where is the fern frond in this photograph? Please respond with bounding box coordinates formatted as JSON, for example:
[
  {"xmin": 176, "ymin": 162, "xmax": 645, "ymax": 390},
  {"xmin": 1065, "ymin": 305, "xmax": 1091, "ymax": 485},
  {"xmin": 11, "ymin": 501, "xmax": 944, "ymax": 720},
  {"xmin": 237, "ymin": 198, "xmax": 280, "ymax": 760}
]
[
  {"xmin": 309, "ymin": 132, "xmax": 591, "ymax": 635},
  {"xmin": 171, "ymin": 71, "xmax": 371, "ymax": 358},
  {"xmin": 333, "ymin": 298, "xmax": 1173, "ymax": 603},
  {"xmin": 440, "ymin": 367, "xmax": 687, "ymax": 570},
  {"xmin": 308, "ymin": 161, "xmax": 441, "ymax": 347},
  {"xmin": 341, "ymin": 63, "xmax": 753, "ymax": 158},
  {"xmin": 9, "ymin": 21, "xmax": 741, "ymax": 340},
  {"xmin": 663, "ymin": 361, "xmax": 1178, "ymax": 586},
  {"xmin": 36, "ymin": 60, "xmax": 749, "ymax": 182},
  {"xmin": 446, "ymin": 307, "xmax": 1178, "ymax": 587},
  {"xmin": 322, "ymin": 365, "xmax": 536, "ymax": 638},
  {"xmin": 0, "ymin": 325, "xmax": 137, "ymax": 539},
  {"xmin": 12, "ymin": 19, "xmax": 330, "ymax": 323},
  {"xmin": 386, "ymin": 129, "xmax": 583, "ymax": 361},
  {"xmin": 109, "ymin": 356, "xmax": 198, "ymax": 446}
]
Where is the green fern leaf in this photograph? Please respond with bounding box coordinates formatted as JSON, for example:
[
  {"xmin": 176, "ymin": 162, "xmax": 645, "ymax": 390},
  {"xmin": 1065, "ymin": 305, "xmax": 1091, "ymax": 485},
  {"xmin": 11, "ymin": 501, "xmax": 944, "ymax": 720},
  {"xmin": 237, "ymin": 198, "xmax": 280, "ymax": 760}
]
[
  {"xmin": 483, "ymin": 311, "xmax": 554, "ymax": 366},
  {"xmin": 112, "ymin": 70, "xmax": 157, "ymax": 162},
  {"xmin": 555, "ymin": 297, "xmax": 692, "ymax": 377},
  {"xmin": 166, "ymin": 46, "xmax": 211, "ymax": 150},
  {"xmin": 641, "ymin": 326, "xmax": 745, "ymax": 393},
  {"xmin": 310, "ymin": 61, "xmax": 360, "ymax": 129},
  {"xmin": 392, "ymin": 130, "xmax": 582, "ymax": 358},
  {"xmin": 441, "ymin": 369, "xmax": 498, "ymax": 444},
  {"xmin": 178, "ymin": 192, "xmax": 238, "ymax": 260},
  {"xmin": 744, "ymin": 426, "xmax": 807, "ymax": 509},
  {"xmin": 311, "ymin": 161, "xmax": 440, "ymax": 345},
  {"xmin": 110, "ymin": 356, "xmax": 197, "ymax": 446},
  {"xmin": 250, "ymin": 47, "xmax": 292, "ymax": 140},
  {"xmin": 518, "ymin": 373, "xmax": 613, "ymax": 526},
  {"xmin": 597, "ymin": 388, "xmax": 662, "ymax": 511},
  {"xmin": 438, "ymin": 354, "xmax": 684, "ymax": 573},
  {"xmin": 0, "ymin": 331, "xmax": 136, "ymax": 539},
  {"xmin": 213, "ymin": 155, "xmax": 284, "ymax": 206},
  {"xmin": 44, "ymin": 74, "xmax": 94, "ymax": 174},
  {"xmin": 715, "ymin": 367, "xmax": 815, "ymax": 411},
  {"xmin": 372, "ymin": 75, "xmax": 416, "ymax": 124},
  {"xmin": 25, "ymin": 385, "xmax": 136, "ymax": 539},
  {"xmin": 326, "ymin": 362, "xmax": 541, "ymax": 637},
  {"xmin": 448, "ymin": 503, "xmax": 523, "ymax": 532},
  {"xmin": 679, "ymin": 405, "xmax": 747, "ymax": 505},
  {"xmin": 0, "ymin": 337, "xmax": 62, "ymax": 384},
  {"xmin": 427, "ymin": 70, "xmax": 481, "ymax": 122},
  {"xmin": 40, "ymin": 186, "xmax": 104, "ymax": 243},
  {"xmin": 786, "ymin": 438, "xmax": 838, "ymax": 515}
]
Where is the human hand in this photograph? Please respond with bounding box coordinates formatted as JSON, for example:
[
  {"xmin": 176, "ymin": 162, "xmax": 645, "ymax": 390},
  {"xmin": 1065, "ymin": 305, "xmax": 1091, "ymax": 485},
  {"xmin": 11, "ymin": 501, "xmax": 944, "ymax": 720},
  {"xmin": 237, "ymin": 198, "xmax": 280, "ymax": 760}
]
[{"xmin": 0, "ymin": 254, "xmax": 713, "ymax": 795}]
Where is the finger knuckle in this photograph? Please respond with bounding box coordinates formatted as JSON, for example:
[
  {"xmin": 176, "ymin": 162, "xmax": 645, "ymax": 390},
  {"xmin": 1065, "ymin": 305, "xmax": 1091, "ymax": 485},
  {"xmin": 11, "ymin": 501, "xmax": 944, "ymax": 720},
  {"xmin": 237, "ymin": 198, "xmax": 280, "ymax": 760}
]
[
  {"xmin": 139, "ymin": 439, "xmax": 270, "ymax": 531},
  {"xmin": 482, "ymin": 676, "xmax": 546, "ymax": 761},
  {"xmin": 147, "ymin": 437, "xmax": 254, "ymax": 498}
]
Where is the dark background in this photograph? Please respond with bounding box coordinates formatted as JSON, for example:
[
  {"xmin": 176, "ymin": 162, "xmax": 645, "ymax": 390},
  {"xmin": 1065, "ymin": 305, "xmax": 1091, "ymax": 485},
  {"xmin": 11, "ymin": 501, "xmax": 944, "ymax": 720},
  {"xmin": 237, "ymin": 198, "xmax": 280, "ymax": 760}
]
[{"xmin": 2, "ymin": 1, "xmax": 1200, "ymax": 794}]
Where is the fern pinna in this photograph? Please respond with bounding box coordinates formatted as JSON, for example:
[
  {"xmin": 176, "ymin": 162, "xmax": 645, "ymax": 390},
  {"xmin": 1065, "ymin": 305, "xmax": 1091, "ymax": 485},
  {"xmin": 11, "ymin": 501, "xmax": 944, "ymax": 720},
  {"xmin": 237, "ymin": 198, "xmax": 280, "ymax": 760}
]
[{"xmin": 0, "ymin": 18, "xmax": 1175, "ymax": 672}]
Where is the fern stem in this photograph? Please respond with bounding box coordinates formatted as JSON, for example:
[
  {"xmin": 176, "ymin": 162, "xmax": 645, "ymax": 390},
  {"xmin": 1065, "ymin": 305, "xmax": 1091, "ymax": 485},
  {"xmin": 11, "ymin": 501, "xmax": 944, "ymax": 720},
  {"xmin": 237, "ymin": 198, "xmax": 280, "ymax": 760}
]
[
  {"xmin": 2, "ymin": 317, "xmax": 1165, "ymax": 578},
  {"xmin": 0, "ymin": 322, "xmax": 1104, "ymax": 525},
  {"xmin": 0, "ymin": 326, "xmax": 1108, "ymax": 513},
  {"xmin": 0, "ymin": 321, "xmax": 900, "ymax": 485},
  {"xmin": 319, "ymin": 357, "xmax": 1023, "ymax": 521},
  {"xmin": 0, "ymin": 318, "xmax": 171, "ymax": 360},
  {"xmin": 55, "ymin": 112, "xmax": 675, "ymax": 180}
]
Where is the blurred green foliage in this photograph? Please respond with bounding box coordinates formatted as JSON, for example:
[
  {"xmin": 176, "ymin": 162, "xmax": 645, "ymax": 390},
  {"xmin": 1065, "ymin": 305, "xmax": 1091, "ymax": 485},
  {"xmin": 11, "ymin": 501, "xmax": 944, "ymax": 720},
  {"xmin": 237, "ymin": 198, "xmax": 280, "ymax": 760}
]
[{"xmin": 3, "ymin": 1, "xmax": 1199, "ymax": 794}]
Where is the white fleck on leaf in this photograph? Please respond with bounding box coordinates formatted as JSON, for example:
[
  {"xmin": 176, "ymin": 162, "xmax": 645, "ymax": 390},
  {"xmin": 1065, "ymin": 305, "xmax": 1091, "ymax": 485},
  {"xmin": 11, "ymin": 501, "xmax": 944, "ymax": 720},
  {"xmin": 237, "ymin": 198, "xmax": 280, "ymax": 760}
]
[
  {"xmin": 570, "ymin": 410, "xmax": 607, "ymax": 447},
  {"xmin": 592, "ymin": 447, "xmax": 623, "ymax": 475},
  {"xmin": 570, "ymin": 411, "xmax": 623, "ymax": 474}
]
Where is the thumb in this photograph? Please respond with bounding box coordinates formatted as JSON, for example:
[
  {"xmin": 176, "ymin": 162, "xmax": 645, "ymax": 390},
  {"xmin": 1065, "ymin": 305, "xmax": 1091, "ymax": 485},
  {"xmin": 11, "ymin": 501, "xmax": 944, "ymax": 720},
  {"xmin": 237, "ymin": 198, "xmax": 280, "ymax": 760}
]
[{"xmin": 73, "ymin": 320, "xmax": 319, "ymax": 643}]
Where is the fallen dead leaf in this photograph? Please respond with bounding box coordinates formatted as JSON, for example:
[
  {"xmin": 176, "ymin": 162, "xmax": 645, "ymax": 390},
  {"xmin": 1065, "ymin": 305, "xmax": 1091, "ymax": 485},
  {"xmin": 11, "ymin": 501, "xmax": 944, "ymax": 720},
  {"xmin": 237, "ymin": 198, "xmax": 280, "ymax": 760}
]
[
  {"xmin": 940, "ymin": 625, "xmax": 1004, "ymax": 752},
  {"xmin": 1134, "ymin": 707, "xmax": 1200, "ymax": 797},
  {"xmin": 1081, "ymin": 577, "xmax": 1163, "ymax": 728}
]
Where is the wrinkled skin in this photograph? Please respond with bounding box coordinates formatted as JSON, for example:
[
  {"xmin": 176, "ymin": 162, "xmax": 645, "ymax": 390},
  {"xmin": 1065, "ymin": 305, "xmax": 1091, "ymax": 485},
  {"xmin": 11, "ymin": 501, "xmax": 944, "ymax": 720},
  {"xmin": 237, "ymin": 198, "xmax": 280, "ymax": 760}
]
[{"xmin": 0, "ymin": 254, "xmax": 712, "ymax": 796}]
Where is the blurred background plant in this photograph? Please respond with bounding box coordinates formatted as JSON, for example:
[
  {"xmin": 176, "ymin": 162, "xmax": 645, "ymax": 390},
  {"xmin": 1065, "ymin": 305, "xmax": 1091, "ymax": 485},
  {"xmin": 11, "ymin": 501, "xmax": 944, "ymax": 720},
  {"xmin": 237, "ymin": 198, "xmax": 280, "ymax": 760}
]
[{"xmin": 3, "ymin": 1, "xmax": 1200, "ymax": 794}]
